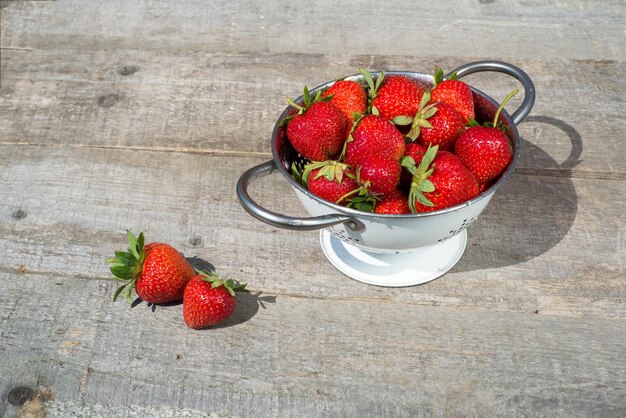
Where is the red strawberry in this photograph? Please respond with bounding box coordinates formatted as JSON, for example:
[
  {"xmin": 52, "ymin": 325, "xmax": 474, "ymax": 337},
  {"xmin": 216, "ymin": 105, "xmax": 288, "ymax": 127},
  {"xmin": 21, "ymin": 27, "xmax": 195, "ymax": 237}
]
[
  {"xmin": 285, "ymin": 87, "xmax": 348, "ymax": 161},
  {"xmin": 404, "ymin": 92, "xmax": 466, "ymax": 150},
  {"xmin": 431, "ymin": 66, "xmax": 475, "ymax": 123},
  {"xmin": 358, "ymin": 154, "xmax": 401, "ymax": 195},
  {"xmin": 455, "ymin": 90, "xmax": 517, "ymax": 185},
  {"xmin": 108, "ymin": 231, "xmax": 195, "ymax": 304},
  {"xmin": 344, "ymin": 115, "xmax": 405, "ymax": 168},
  {"xmin": 303, "ymin": 160, "xmax": 359, "ymax": 205},
  {"xmin": 321, "ymin": 79, "xmax": 367, "ymax": 123},
  {"xmin": 183, "ymin": 270, "xmax": 246, "ymax": 329},
  {"xmin": 371, "ymin": 75, "xmax": 425, "ymax": 122},
  {"xmin": 402, "ymin": 145, "xmax": 479, "ymax": 213},
  {"xmin": 375, "ymin": 189, "xmax": 411, "ymax": 214}
]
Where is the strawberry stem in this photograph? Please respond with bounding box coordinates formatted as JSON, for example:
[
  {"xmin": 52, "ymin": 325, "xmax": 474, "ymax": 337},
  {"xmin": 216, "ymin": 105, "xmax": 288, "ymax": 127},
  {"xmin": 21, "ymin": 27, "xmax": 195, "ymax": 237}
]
[{"xmin": 492, "ymin": 89, "xmax": 519, "ymax": 127}]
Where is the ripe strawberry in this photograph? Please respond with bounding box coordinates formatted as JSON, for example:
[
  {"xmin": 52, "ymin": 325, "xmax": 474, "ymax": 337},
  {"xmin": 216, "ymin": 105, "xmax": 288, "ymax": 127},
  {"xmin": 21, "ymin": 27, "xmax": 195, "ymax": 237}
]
[
  {"xmin": 375, "ymin": 189, "xmax": 411, "ymax": 214},
  {"xmin": 303, "ymin": 160, "xmax": 359, "ymax": 205},
  {"xmin": 321, "ymin": 79, "xmax": 367, "ymax": 122},
  {"xmin": 431, "ymin": 66, "xmax": 475, "ymax": 123},
  {"xmin": 108, "ymin": 231, "xmax": 195, "ymax": 304},
  {"xmin": 183, "ymin": 270, "xmax": 246, "ymax": 329},
  {"xmin": 285, "ymin": 87, "xmax": 348, "ymax": 161},
  {"xmin": 402, "ymin": 145, "xmax": 479, "ymax": 213},
  {"xmin": 371, "ymin": 75, "xmax": 425, "ymax": 122},
  {"xmin": 403, "ymin": 92, "xmax": 466, "ymax": 150},
  {"xmin": 344, "ymin": 115, "xmax": 405, "ymax": 168},
  {"xmin": 357, "ymin": 154, "xmax": 401, "ymax": 195},
  {"xmin": 455, "ymin": 90, "xmax": 517, "ymax": 185}
]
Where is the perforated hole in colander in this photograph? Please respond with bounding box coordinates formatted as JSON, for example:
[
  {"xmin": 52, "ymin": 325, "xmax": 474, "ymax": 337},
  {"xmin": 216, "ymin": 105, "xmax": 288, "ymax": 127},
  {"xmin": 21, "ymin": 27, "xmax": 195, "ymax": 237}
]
[
  {"xmin": 329, "ymin": 225, "xmax": 360, "ymax": 245},
  {"xmin": 438, "ymin": 217, "xmax": 477, "ymax": 242}
]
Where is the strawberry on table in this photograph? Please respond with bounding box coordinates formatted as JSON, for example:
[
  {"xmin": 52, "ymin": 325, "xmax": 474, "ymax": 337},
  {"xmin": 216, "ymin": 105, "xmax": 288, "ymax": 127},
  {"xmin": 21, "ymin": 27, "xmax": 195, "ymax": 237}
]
[
  {"xmin": 183, "ymin": 270, "xmax": 246, "ymax": 329},
  {"xmin": 455, "ymin": 90, "xmax": 518, "ymax": 187},
  {"xmin": 431, "ymin": 66, "xmax": 475, "ymax": 123},
  {"xmin": 285, "ymin": 87, "xmax": 349, "ymax": 162},
  {"xmin": 402, "ymin": 145, "xmax": 479, "ymax": 213},
  {"xmin": 108, "ymin": 230, "xmax": 195, "ymax": 304},
  {"xmin": 321, "ymin": 79, "xmax": 367, "ymax": 122}
]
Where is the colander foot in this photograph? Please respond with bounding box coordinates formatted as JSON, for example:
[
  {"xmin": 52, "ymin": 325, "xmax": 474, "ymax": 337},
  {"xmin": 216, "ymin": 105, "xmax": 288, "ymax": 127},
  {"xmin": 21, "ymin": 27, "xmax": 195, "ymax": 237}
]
[{"xmin": 320, "ymin": 229, "xmax": 467, "ymax": 287}]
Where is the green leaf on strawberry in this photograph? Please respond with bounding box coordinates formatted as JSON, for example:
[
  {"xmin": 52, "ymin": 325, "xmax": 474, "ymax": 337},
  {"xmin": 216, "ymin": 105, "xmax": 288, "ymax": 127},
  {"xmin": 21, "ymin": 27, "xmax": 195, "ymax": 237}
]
[
  {"xmin": 403, "ymin": 144, "xmax": 439, "ymax": 211},
  {"xmin": 196, "ymin": 269, "xmax": 246, "ymax": 300},
  {"xmin": 107, "ymin": 230, "xmax": 146, "ymax": 302}
]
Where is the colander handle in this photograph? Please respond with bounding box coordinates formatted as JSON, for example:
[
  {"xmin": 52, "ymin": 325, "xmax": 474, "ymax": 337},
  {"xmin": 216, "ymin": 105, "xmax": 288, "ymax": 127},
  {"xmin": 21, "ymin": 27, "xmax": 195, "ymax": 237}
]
[
  {"xmin": 448, "ymin": 61, "xmax": 536, "ymax": 125},
  {"xmin": 237, "ymin": 160, "xmax": 364, "ymax": 231}
]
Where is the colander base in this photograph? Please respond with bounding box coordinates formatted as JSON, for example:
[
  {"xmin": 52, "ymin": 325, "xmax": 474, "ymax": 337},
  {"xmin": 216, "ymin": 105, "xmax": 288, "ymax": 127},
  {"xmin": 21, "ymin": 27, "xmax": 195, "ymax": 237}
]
[{"xmin": 320, "ymin": 229, "xmax": 467, "ymax": 287}]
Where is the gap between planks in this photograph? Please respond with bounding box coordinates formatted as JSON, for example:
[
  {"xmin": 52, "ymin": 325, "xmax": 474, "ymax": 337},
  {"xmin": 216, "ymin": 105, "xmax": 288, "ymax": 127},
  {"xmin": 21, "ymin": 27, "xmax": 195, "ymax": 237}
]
[{"xmin": 2, "ymin": 141, "xmax": 625, "ymax": 181}]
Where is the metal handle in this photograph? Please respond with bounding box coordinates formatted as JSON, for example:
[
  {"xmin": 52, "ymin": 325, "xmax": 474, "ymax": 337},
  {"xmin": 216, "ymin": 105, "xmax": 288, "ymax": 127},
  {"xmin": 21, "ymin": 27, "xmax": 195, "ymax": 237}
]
[
  {"xmin": 236, "ymin": 160, "xmax": 363, "ymax": 231},
  {"xmin": 448, "ymin": 61, "xmax": 536, "ymax": 125}
]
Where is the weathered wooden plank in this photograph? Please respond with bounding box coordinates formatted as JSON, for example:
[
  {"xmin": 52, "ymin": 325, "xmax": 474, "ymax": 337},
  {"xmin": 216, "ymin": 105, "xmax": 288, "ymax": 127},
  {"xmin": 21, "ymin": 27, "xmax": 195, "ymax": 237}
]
[
  {"xmin": 1, "ymin": 271, "xmax": 624, "ymax": 417},
  {"xmin": 1, "ymin": 144, "xmax": 624, "ymax": 320},
  {"xmin": 1, "ymin": 48, "xmax": 624, "ymax": 175},
  {"xmin": 1, "ymin": 0, "xmax": 624, "ymax": 61}
]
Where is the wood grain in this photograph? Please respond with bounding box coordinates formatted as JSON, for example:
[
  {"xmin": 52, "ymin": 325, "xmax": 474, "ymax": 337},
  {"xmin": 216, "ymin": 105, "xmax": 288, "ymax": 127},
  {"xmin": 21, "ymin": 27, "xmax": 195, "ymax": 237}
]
[
  {"xmin": 1, "ymin": 0, "xmax": 624, "ymax": 416},
  {"xmin": 1, "ymin": 271, "xmax": 624, "ymax": 417},
  {"xmin": 1, "ymin": 145, "xmax": 623, "ymax": 320},
  {"xmin": 1, "ymin": 48, "xmax": 624, "ymax": 176},
  {"xmin": 1, "ymin": 0, "xmax": 624, "ymax": 61}
]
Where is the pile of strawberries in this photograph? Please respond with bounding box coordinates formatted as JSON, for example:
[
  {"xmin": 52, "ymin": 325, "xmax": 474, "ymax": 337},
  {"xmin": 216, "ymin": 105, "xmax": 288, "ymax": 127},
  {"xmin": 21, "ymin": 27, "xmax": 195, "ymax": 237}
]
[
  {"xmin": 108, "ymin": 231, "xmax": 245, "ymax": 329},
  {"xmin": 283, "ymin": 67, "xmax": 517, "ymax": 214}
]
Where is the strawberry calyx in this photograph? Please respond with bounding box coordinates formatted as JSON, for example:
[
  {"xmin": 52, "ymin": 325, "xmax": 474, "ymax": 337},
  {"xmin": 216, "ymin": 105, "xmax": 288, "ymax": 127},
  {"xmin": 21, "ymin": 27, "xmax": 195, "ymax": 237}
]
[
  {"xmin": 402, "ymin": 144, "xmax": 439, "ymax": 212},
  {"xmin": 302, "ymin": 160, "xmax": 354, "ymax": 185},
  {"xmin": 433, "ymin": 66, "xmax": 458, "ymax": 86},
  {"xmin": 359, "ymin": 68, "xmax": 385, "ymax": 114},
  {"xmin": 280, "ymin": 86, "xmax": 332, "ymax": 126},
  {"xmin": 107, "ymin": 230, "xmax": 146, "ymax": 303},
  {"xmin": 342, "ymin": 184, "xmax": 378, "ymax": 212},
  {"xmin": 196, "ymin": 269, "xmax": 247, "ymax": 300},
  {"xmin": 396, "ymin": 91, "xmax": 437, "ymax": 141}
]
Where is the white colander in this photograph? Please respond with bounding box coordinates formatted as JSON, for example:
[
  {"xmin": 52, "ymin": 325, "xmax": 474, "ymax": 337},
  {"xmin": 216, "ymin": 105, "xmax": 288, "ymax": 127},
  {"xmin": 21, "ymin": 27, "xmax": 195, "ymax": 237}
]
[{"xmin": 237, "ymin": 61, "xmax": 535, "ymax": 286}]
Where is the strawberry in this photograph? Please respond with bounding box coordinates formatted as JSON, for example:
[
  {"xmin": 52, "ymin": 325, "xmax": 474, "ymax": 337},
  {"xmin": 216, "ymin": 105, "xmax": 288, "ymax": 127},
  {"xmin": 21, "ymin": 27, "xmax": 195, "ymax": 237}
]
[
  {"xmin": 401, "ymin": 92, "xmax": 466, "ymax": 150},
  {"xmin": 357, "ymin": 154, "xmax": 401, "ymax": 195},
  {"xmin": 183, "ymin": 270, "xmax": 246, "ymax": 329},
  {"xmin": 371, "ymin": 74, "xmax": 425, "ymax": 122},
  {"xmin": 344, "ymin": 115, "xmax": 405, "ymax": 168},
  {"xmin": 375, "ymin": 189, "xmax": 411, "ymax": 214},
  {"xmin": 402, "ymin": 145, "xmax": 479, "ymax": 213},
  {"xmin": 302, "ymin": 160, "xmax": 359, "ymax": 205},
  {"xmin": 108, "ymin": 231, "xmax": 195, "ymax": 304},
  {"xmin": 321, "ymin": 79, "xmax": 367, "ymax": 123},
  {"xmin": 431, "ymin": 66, "xmax": 475, "ymax": 123},
  {"xmin": 285, "ymin": 87, "xmax": 348, "ymax": 162},
  {"xmin": 455, "ymin": 90, "xmax": 517, "ymax": 186}
]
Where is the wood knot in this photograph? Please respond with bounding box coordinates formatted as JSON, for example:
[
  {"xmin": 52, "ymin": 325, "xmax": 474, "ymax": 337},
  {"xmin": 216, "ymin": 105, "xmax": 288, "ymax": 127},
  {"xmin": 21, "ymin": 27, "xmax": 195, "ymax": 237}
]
[
  {"xmin": 11, "ymin": 208, "xmax": 27, "ymax": 220},
  {"xmin": 97, "ymin": 93, "xmax": 120, "ymax": 108},
  {"xmin": 117, "ymin": 65, "xmax": 139, "ymax": 76},
  {"xmin": 7, "ymin": 386, "xmax": 35, "ymax": 406}
]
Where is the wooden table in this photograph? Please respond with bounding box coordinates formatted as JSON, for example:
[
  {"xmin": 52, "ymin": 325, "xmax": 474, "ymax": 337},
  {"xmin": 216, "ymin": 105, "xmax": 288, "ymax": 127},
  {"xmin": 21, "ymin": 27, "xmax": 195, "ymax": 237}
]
[{"xmin": 1, "ymin": 1, "xmax": 624, "ymax": 416}]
